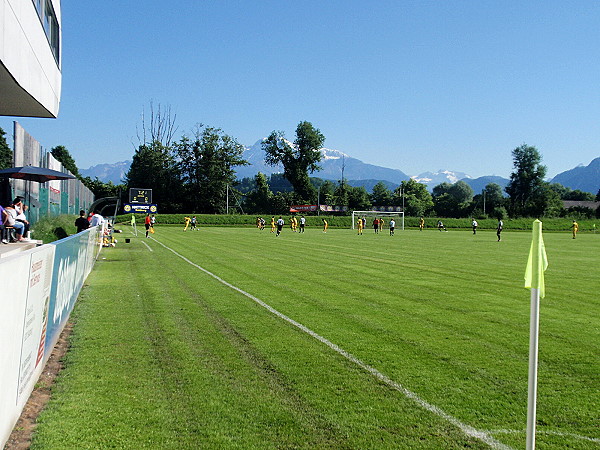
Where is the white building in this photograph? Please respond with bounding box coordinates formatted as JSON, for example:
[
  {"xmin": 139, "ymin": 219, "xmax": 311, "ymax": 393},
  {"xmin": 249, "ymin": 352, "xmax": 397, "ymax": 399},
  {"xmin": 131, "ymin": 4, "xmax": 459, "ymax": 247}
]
[{"xmin": 0, "ymin": 0, "xmax": 61, "ymax": 117}]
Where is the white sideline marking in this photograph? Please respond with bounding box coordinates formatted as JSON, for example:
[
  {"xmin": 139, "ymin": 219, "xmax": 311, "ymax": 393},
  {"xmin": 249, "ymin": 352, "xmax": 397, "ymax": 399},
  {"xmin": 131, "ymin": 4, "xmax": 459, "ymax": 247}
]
[
  {"xmin": 140, "ymin": 240, "xmax": 153, "ymax": 252},
  {"xmin": 152, "ymin": 238, "xmax": 511, "ymax": 449},
  {"xmin": 488, "ymin": 428, "xmax": 600, "ymax": 444}
]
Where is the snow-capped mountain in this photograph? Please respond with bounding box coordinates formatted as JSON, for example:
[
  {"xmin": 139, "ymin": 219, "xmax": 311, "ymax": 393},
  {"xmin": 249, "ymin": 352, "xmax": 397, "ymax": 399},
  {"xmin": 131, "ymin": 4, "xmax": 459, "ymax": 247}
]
[
  {"xmin": 236, "ymin": 139, "xmax": 410, "ymax": 185},
  {"xmin": 411, "ymin": 170, "xmax": 472, "ymax": 190}
]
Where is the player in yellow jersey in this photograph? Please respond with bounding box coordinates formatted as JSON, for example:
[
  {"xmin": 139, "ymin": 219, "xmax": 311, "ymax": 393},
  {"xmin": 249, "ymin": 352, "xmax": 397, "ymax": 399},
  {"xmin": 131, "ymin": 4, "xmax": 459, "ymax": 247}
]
[
  {"xmin": 419, "ymin": 216, "xmax": 425, "ymax": 231},
  {"xmin": 322, "ymin": 218, "xmax": 328, "ymax": 232},
  {"xmin": 183, "ymin": 216, "xmax": 191, "ymax": 231},
  {"xmin": 571, "ymin": 220, "xmax": 579, "ymax": 239},
  {"xmin": 357, "ymin": 217, "xmax": 363, "ymax": 235},
  {"xmin": 292, "ymin": 216, "xmax": 298, "ymax": 232},
  {"xmin": 270, "ymin": 216, "xmax": 276, "ymax": 233}
]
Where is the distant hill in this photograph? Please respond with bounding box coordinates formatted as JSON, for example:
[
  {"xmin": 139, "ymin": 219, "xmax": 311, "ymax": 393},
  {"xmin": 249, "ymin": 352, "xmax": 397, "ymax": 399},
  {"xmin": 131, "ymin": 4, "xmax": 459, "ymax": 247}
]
[
  {"xmin": 550, "ymin": 158, "xmax": 600, "ymax": 194},
  {"xmin": 461, "ymin": 176, "xmax": 509, "ymax": 193},
  {"xmin": 80, "ymin": 161, "xmax": 130, "ymax": 185}
]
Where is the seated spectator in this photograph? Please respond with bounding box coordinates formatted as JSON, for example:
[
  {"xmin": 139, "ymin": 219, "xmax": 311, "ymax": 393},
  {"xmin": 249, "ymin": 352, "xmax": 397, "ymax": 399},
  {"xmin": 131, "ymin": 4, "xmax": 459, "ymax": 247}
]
[
  {"xmin": 0, "ymin": 204, "xmax": 8, "ymax": 244},
  {"xmin": 4, "ymin": 203, "xmax": 25, "ymax": 242},
  {"xmin": 13, "ymin": 198, "xmax": 30, "ymax": 238},
  {"xmin": 75, "ymin": 210, "xmax": 90, "ymax": 233}
]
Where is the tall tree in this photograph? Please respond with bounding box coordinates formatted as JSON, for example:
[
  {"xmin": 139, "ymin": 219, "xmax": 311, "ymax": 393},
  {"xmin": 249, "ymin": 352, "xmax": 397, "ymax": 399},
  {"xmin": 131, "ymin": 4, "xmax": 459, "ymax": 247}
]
[
  {"xmin": 262, "ymin": 121, "xmax": 325, "ymax": 202},
  {"xmin": 174, "ymin": 125, "xmax": 248, "ymax": 214},
  {"xmin": 51, "ymin": 145, "xmax": 80, "ymax": 177},
  {"xmin": 393, "ymin": 179, "xmax": 434, "ymax": 216},
  {"xmin": 505, "ymin": 144, "xmax": 547, "ymax": 217},
  {"xmin": 243, "ymin": 172, "xmax": 273, "ymax": 214},
  {"xmin": 0, "ymin": 126, "xmax": 13, "ymax": 170},
  {"xmin": 432, "ymin": 181, "xmax": 473, "ymax": 217},
  {"xmin": 370, "ymin": 182, "xmax": 393, "ymax": 206}
]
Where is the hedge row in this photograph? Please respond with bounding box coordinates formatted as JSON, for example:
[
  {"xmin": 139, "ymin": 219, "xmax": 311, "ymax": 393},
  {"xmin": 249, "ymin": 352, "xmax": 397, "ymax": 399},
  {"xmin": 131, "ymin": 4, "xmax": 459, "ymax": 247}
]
[{"xmin": 114, "ymin": 214, "xmax": 599, "ymax": 232}]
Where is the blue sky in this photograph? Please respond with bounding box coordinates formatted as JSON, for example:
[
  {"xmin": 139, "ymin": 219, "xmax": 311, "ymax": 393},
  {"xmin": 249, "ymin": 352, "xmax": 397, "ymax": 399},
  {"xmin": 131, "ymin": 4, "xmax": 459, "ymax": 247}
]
[{"xmin": 2, "ymin": 0, "xmax": 600, "ymax": 179}]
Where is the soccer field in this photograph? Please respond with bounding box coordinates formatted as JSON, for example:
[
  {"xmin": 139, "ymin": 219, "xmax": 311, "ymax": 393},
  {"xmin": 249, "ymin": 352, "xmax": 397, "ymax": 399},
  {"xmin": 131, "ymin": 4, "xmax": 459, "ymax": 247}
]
[{"xmin": 32, "ymin": 226, "xmax": 599, "ymax": 449}]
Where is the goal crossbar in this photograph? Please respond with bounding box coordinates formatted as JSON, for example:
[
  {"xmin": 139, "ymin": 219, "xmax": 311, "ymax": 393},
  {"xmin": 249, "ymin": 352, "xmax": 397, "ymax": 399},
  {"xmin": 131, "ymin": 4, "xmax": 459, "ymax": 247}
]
[{"xmin": 352, "ymin": 210, "xmax": 404, "ymax": 230}]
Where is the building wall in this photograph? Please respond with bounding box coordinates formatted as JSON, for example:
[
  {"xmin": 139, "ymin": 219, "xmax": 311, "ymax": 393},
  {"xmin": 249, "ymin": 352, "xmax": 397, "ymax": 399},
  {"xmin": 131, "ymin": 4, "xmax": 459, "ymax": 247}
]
[{"xmin": 0, "ymin": 0, "xmax": 61, "ymax": 117}]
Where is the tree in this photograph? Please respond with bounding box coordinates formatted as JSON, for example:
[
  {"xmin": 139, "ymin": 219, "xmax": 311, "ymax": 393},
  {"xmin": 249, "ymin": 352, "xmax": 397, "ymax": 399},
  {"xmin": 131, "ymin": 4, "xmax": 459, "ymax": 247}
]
[
  {"xmin": 347, "ymin": 186, "xmax": 372, "ymax": 210},
  {"xmin": 174, "ymin": 125, "xmax": 248, "ymax": 214},
  {"xmin": 483, "ymin": 183, "xmax": 505, "ymax": 210},
  {"xmin": 505, "ymin": 144, "xmax": 547, "ymax": 217},
  {"xmin": 370, "ymin": 182, "xmax": 393, "ymax": 206},
  {"xmin": 263, "ymin": 121, "xmax": 325, "ymax": 202},
  {"xmin": 393, "ymin": 179, "xmax": 434, "ymax": 216},
  {"xmin": 244, "ymin": 172, "xmax": 273, "ymax": 213},
  {"xmin": 81, "ymin": 177, "xmax": 123, "ymax": 198},
  {"xmin": 432, "ymin": 181, "xmax": 473, "ymax": 217},
  {"xmin": 50, "ymin": 145, "xmax": 80, "ymax": 177},
  {"xmin": 0, "ymin": 127, "xmax": 12, "ymax": 170}
]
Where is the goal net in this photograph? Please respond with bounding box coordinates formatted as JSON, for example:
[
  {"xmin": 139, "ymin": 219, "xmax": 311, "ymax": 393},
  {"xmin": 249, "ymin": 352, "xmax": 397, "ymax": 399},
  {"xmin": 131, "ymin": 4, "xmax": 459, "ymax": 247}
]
[{"xmin": 352, "ymin": 211, "xmax": 405, "ymax": 230}]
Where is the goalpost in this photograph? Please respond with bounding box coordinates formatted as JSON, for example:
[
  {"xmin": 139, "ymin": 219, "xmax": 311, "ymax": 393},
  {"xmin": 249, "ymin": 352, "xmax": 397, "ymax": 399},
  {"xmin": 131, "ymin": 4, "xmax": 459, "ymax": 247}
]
[{"xmin": 352, "ymin": 210, "xmax": 405, "ymax": 231}]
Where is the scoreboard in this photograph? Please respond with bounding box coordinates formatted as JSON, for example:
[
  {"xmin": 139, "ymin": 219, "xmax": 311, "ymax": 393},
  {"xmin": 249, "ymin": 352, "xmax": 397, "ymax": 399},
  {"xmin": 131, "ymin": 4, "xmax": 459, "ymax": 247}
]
[{"xmin": 129, "ymin": 188, "xmax": 152, "ymax": 204}]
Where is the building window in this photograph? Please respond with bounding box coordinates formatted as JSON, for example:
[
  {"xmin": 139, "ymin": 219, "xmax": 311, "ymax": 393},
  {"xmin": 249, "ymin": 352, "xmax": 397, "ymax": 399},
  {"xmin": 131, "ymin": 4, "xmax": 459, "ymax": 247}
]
[{"xmin": 31, "ymin": 0, "xmax": 60, "ymax": 65}]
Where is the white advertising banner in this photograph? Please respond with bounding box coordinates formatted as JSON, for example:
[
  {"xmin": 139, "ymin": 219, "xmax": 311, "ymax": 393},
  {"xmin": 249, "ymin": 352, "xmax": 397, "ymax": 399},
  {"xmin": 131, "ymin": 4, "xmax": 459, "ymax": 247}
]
[
  {"xmin": 0, "ymin": 251, "xmax": 35, "ymax": 445},
  {"xmin": 16, "ymin": 245, "xmax": 56, "ymax": 404}
]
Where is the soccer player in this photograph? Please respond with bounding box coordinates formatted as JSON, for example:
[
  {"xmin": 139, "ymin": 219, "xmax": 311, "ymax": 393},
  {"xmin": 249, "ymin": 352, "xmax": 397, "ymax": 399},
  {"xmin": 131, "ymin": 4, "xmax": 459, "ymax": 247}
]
[
  {"xmin": 322, "ymin": 218, "xmax": 328, "ymax": 233},
  {"xmin": 437, "ymin": 220, "xmax": 447, "ymax": 232},
  {"xmin": 276, "ymin": 216, "xmax": 284, "ymax": 236},
  {"xmin": 472, "ymin": 218, "xmax": 478, "ymax": 235},
  {"xmin": 389, "ymin": 218, "xmax": 395, "ymax": 236},
  {"xmin": 357, "ymin": 217, "xmax": 363, "ymax": 235},
  {"xmin": 373, "ymin": 218, "xmax": 379, "ymax": 234},
  {"xmin": 270, "ymin": 216, "xmax": 276, "ymax": 233},
  {"xmin": 496, "ymin": 219, "xmax": 503, "ymax": 241},
  {"xmin": 292, "ymin": 216, "xmax": 298, "ymax": 232},
  {"xmin": 190, "ymin": 216, "xmax": 197, "ymax": 230},
  {"xmin": 183, "ymin": 216, "xmax": 191, "ymax": 231},
  {"xmin": 299, "ymin": 216, "xmax": 306, "ymax": 233},
  {"xmin": 379, "ymin": 218, "xmax": 384, "ymax": 232},
  {"xmin": 571, "ymin": 220, "xmax": 579, "ymax": 239},
  {"xmin": 419, "ymin": 216, "xmax": 425, "ymax": 231},
  {"xmin": 145, "ymin": 213, "xmax": 152, "ymax": 238}
]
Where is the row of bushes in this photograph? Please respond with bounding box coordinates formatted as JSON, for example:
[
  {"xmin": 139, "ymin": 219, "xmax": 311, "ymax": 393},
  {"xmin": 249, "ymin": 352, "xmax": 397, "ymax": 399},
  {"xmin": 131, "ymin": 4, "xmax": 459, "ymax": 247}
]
[{"xmin": 115, "ymin": 214, "xmax": 599, "ymax": 232}]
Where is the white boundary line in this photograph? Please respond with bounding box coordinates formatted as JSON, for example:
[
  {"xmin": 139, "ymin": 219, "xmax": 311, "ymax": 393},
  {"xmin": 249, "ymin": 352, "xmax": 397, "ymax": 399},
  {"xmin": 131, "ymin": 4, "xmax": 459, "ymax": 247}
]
[
  {"xmin": 151, "ymin": 237, "xmax": 511, "ymax": 449},
  {"xmin": 487, "ymin": 428, "xmax": 600, "ymax": 444},
  {"xmin": 140, "ymin": 240, "xmax": 153, "ymax": 252}
]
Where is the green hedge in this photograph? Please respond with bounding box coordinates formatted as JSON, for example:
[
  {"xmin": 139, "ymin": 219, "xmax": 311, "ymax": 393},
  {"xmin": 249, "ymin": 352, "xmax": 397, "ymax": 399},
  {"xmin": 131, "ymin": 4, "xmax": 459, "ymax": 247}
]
[
  {"xmin": 31, "ymin": 214, "xmax": 77, "ymax": 243},
  {"xmin": 114, "ymin": 214, "xmax": 599, "ymax": 232}
]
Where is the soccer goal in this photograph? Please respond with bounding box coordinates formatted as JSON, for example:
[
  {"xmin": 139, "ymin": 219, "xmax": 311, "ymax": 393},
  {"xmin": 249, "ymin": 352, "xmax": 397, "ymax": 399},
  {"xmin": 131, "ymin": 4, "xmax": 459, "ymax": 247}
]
[{"xmin": 352, "ymin": 210, "xmax": 405, "ymax": 230}]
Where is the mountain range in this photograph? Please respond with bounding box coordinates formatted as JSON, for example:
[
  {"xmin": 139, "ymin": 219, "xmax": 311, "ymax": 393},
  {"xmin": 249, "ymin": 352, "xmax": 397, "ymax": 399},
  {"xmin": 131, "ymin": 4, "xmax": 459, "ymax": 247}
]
[{"xmin": 80, "ymin": 140, "xmax": 600, "ymax": 195}]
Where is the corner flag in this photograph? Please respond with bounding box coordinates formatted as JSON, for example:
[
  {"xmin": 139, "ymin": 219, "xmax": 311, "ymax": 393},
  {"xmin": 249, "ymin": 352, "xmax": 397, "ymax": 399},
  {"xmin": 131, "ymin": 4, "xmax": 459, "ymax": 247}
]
[
  {"xmin": 524, "ymin": 219, "xmax": 548, "ymax": 450},
  {"xmin": 524, "ymin": 219, "xmax": 548, "ymax": 298}
]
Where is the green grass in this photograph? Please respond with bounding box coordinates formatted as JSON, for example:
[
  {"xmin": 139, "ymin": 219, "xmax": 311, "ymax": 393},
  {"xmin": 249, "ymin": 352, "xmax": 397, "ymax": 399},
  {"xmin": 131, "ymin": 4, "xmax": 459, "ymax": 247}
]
[{"xmin": 32, "ymin": 226, "xmax": 599, "ymax": 449}]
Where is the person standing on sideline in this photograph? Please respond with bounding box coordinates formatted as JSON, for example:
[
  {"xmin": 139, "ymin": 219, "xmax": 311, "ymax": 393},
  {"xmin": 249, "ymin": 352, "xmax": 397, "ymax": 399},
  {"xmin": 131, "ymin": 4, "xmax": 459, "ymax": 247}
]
[
  {"xmin": 276, "ymin": 216, "xmax": 284, "ymax": 236},
  {"xmin": 496, "ymin": 219, "xmax": 503, "ymax": 242},
  {"xmin": 144, "ymin": 213, "xmax": 152, "ymax": 238},
  {"xmin": 571, "ymin": 220, "xmax": 579, "ymax": 239},
  {"xmin": 90, "ymin": 210, "xmax": 105, "ymax": 227},
  {"xmin": 322, "ymin": 218, "xmax": 328, "ymax": 233},
  {"xmin": 389, "ymin": 218, "xmax": 396, "ymax": 236},
  {"xmin": 357, "ymin": 217, "xmax": 363, "ymax": 235},
  {"xmin": 419, "ymin": 216, "xmax": 425, "ymax": 231},
  {"xmin": 75, "ymin": 210, "xmax": 90, "ymax": 233},
  {"xmin": 471, "ymin": 218, "xmax": 478, "ymax": 235},
  {"xmin": 299, "ymin": 216, "xmax": 306, "ymax": 233}
]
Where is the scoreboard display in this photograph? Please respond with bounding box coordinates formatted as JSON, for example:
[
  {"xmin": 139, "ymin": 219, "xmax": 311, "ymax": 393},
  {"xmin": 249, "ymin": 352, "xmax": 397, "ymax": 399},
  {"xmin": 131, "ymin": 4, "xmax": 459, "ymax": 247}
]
[{"xmin": 129, "ymin": 188, "xmax": 152, "ymax": 204}]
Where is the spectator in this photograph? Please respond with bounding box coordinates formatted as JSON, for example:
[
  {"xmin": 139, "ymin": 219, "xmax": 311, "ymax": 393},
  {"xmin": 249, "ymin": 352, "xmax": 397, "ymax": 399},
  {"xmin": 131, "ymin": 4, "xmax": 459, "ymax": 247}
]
[
  {"xmin": 75, "ymin": 210, "xmax": 90, "ymax": 233},
  {"xmin": 90, "ymin": 210, "xmax": 105, "ymax": 227},
  {"xmin": 4, "ymin": 203, "xmax": 25, "ymax": 241},
  {"xmin": 13, "ymin": 198, "xmax": 30, "ymax": 238},
  {"xmin": 0, "ymin": 204, "xmax": 8, "ymax": 244}
]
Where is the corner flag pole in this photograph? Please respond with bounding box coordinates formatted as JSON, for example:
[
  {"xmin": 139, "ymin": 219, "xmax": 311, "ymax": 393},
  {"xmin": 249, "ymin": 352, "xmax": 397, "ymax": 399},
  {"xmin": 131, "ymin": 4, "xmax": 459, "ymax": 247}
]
[{"xmin": 524, "ymin": 219, "xmax": 548, "ymax": 450}]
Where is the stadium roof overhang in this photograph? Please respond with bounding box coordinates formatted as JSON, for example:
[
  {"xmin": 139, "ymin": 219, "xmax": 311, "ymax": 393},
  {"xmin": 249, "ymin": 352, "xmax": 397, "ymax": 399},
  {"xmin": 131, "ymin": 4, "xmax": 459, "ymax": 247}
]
[{"xmin": 0, "ymin": 62, "xmax": 56, "ymax": 118}]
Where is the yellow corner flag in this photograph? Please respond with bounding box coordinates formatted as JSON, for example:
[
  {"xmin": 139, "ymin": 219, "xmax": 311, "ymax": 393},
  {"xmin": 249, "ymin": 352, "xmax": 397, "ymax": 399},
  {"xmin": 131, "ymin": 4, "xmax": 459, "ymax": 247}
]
[
  {"xmin": 524, "ymin": 219, "xmax": 548, "ymax": 297},
  {"xmin": 131, "ymin": 214, "xmax": 136, "ymax": 226}
]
